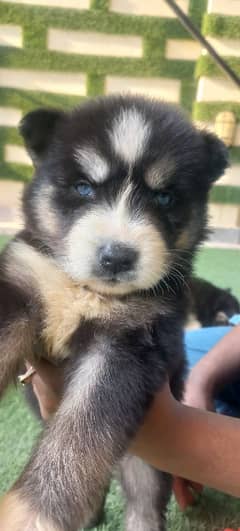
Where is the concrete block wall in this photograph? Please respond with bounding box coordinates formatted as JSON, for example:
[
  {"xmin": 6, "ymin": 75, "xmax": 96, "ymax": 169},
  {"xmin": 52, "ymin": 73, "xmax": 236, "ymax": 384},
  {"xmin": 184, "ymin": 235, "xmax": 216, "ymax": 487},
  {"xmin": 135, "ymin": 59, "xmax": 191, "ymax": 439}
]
[
  {"xmin": 0, "ymin": 0, "xmax": 206, "ymax": 183},
  {"xmin": 0, "ymin": 0, "xmax": 239, "ymax": 237},
  {"xmin": 194, "ymin": 0, "xmax": 240, "ymax": 232}
]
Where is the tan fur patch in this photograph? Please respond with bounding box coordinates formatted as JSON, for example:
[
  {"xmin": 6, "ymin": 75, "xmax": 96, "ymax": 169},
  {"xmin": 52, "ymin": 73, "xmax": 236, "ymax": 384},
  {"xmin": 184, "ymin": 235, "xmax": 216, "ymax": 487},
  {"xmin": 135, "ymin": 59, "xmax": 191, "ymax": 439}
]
[
  {"xmin": 175, "ymin": 227, "xmax": 191, "ymax": 249},
  {"xmin": 0, "ymin": 491, "xmax": 60, "ymax": 531},
  {"xmin": 185, "ymin": 312, "xmax": 201, "ymax": 330},
  {"xmin": 7, "ymin": 241, "xmax": 126, "ymax": 359},
  {"xmin": 7, "ymin": 239, "xmax": 170, "ymax": 361}
]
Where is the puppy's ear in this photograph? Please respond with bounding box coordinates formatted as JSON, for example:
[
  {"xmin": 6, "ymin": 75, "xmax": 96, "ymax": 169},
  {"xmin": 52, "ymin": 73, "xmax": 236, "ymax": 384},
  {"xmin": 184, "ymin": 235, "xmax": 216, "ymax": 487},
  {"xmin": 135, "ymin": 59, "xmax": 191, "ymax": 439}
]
[
  {"xmin": 201, "ymin": 130, "xmax": 229, "ymax": 183},
  {"xmin": 19, "ymin": 108, "xmax": 64, "ymax": 166}
]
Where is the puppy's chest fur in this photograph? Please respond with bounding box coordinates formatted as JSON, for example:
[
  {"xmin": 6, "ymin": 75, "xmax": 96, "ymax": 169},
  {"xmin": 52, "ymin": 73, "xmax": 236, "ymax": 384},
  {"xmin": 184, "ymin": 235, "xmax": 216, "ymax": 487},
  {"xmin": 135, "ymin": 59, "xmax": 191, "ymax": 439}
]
[{"xmin": 7, "ymin": 240, "xmax": 169, "ymax": 360}]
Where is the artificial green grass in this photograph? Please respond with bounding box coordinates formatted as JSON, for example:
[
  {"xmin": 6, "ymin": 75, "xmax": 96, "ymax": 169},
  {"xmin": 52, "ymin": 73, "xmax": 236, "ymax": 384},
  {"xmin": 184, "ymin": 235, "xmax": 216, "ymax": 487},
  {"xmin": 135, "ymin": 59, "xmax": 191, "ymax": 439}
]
[
  {"xmin": 1, "ymin": 237, "xmax": 240, "ymax": 530},
  {"xmin": 195, "ymin": 247, "xmax": 240, "ymax": 300},
  {"xmin": 0, "ymin": 235, "xmax": 10, "ymax": 248}
]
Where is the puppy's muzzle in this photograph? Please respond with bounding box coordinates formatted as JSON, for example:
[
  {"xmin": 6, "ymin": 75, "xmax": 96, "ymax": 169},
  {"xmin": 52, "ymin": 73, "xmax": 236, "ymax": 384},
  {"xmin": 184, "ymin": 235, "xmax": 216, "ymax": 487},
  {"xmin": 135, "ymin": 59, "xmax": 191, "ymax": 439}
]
[{"xmin": 96, "ymin": 242, "xmax": 138, "ymax": 281}]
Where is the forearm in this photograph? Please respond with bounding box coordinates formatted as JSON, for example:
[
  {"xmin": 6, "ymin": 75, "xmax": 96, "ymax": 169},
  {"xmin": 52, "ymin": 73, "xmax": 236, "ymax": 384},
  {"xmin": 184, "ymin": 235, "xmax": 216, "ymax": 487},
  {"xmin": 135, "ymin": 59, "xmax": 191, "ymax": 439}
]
[
  {"xmin": 189, "ymin": 325, "xmax": 240, "ymax": 393},
  {"xmin": 131, "ymin": 384, "xmax": 240, "ymax": 497}
]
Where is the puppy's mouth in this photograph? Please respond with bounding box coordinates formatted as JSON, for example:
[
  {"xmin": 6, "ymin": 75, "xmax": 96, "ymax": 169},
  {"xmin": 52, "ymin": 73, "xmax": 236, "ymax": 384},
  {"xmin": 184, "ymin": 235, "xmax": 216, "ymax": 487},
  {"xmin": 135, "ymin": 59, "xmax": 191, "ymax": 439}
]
[
  {"xmin": 92, "ymin": 269, "xmax": 137, "ymax": 285},
  {"xmin": 84, "ymin": 271, "xmax": 138, "ymax": 296},
  {"xmin": 102, "ymin": 277, "xmax": 120, "ymax": 284}
]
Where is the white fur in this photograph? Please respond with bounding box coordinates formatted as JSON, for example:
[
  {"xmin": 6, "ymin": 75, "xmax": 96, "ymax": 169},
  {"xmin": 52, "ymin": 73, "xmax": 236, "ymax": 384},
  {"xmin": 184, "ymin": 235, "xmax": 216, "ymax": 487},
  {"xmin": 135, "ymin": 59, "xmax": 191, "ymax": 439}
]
[
  {"xmin": 61, "ymin": 350, "xmax": 105, "ymax": 414},
  {"xmin": 74, "ymin": 145, "xmax": 109, "ymax": 183},
  {"xmin": 109, "ymin": 108, "xmax": 150, "ymax": 165},
  {"xmin": 61, "ymin": 182, "xmax": 168, "ymax": 295}
]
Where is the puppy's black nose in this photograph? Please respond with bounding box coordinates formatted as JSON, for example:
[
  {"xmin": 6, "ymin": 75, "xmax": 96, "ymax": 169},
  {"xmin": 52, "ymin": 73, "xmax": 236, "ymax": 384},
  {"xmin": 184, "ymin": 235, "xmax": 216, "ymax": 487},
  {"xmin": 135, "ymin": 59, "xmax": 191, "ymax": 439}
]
[{"xmin": 98, "ymin": 242, "xmax": 138, "ymax": 276}]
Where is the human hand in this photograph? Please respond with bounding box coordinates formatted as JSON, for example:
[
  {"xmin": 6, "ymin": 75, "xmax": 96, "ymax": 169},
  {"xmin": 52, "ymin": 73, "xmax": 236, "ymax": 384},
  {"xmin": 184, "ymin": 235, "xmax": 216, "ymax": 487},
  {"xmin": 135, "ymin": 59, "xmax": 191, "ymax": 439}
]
[
  {"xmin": 173, "ymin": 477, "xmax": 203, "ymax": 510},
  {"xmin": 183, "ymin": 365, "xmax": 215, "ymax": 412},
  {"xmin": 22, "ymin": 359, "xmax": 64, "ymax": 420}
]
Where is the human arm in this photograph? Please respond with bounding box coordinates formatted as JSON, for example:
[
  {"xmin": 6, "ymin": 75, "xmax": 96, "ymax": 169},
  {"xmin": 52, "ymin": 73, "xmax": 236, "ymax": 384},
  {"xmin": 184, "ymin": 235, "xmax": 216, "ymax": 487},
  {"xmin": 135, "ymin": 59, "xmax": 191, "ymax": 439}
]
[
  {"xmin": 173, "ymin": 324, "xmax": 240, "ymax": 508},
  {"xmin": 184, "ymin": 325, "xmax": 240, "ymax": 411},
  {"xmin": 18, "ymin": 359, "xmax": 240, "ymax": 500},
  {"xmin": 22, "ymin": 360, "xmax": 65, "ymax": 420},
  {"xmin": 131, "ymin": 382, "xmax": 240, "ymax": 498}
]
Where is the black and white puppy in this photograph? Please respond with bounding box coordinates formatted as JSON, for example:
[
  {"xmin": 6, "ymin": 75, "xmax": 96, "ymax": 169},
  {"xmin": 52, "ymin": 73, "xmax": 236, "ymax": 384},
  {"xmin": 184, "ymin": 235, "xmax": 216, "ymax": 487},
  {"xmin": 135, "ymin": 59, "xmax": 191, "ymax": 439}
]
[
  {"xmin": 189, "ymin": 277, "xmax": 240, "ymax": 327},
  {"xmin": 0, "ymin": 95, "xmax": 228, "ymax": 531}
]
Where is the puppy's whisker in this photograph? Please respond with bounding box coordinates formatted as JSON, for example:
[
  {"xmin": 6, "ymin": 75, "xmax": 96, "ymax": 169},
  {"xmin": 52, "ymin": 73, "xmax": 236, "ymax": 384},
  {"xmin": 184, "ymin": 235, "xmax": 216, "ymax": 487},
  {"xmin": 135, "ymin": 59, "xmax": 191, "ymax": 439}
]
[{"xmin": 170, "ymin": 269, "xmax": 190, "ymax": 292}]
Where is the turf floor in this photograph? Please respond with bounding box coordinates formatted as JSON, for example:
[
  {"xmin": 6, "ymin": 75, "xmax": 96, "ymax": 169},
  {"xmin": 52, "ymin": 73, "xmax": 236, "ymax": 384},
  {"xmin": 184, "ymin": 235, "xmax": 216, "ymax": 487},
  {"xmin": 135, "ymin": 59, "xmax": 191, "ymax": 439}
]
[{"xmin": 0, "ymin": 236, "xmax": 240, "ymax": 530}]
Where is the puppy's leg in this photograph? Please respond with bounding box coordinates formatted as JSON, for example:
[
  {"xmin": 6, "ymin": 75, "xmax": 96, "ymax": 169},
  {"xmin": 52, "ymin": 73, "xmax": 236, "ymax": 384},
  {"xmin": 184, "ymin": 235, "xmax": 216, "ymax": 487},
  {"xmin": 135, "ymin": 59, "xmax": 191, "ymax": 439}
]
[
  {"xmin": 85, "ymin": 490, "xmax": 108, "ymax": 529},
  {"xmin": 120, "ymin": 456, "xmax": 172, "ymax": 531},
  {"xmin": 0, "ymin": 342, "xmax": 166, "ymax": 531},
  {"xmin": 0, "ymin": 279, "xmax": 34, "ymax": 397},
  {"xmin": 119, "ymin": 359, "xmax": 185, "ymax": 531}
]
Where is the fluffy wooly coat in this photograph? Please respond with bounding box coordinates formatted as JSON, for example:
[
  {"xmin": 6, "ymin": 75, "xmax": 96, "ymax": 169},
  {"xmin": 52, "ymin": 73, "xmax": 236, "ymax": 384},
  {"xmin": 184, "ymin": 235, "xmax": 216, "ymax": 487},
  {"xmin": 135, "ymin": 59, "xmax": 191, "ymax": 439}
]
[{"xmin": 0, "ymin": 95, "xmax": 228, "ymax": 531}]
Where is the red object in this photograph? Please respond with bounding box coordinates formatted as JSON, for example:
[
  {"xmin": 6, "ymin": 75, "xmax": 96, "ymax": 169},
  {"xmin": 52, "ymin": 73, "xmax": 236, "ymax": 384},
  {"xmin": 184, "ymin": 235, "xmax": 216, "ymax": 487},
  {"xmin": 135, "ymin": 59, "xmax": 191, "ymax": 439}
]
[{"xmin": 173, "ymin": 477, "xmax": 203, "ymax": 510}]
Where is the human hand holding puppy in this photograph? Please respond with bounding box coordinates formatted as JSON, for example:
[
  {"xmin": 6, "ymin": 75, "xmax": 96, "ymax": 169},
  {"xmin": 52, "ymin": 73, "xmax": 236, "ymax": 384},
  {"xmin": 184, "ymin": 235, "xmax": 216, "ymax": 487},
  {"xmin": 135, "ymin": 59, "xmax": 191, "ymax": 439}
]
[
  {"xmin": 18, "ymin": 360, "xmax": 204, "ymax": 513},
  {"xmin": 21, "ymin": 354, "xmax": 240, "ymax": 503},
  {"xmin": 26, "ymin": 359, "xmax": 203, "ymax": 509},
  {"xmin": 23, "ymin": 360, "xmax": 64, "ymax": 420},
  {"xmin": 21, "ymin": 359, "xmax": 208, "ymax": 510}
]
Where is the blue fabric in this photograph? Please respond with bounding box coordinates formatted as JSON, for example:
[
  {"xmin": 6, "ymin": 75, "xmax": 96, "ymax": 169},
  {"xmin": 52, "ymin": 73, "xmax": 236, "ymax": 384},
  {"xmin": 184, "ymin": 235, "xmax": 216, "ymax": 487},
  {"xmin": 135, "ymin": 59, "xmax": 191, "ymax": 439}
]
[
  {"xmin": 184, "ymin": 316, "xmax": 240, "ymax": 418},
  {"xmin": 230, "ymin": 314, "xmax": 240, "ymax": 326}
]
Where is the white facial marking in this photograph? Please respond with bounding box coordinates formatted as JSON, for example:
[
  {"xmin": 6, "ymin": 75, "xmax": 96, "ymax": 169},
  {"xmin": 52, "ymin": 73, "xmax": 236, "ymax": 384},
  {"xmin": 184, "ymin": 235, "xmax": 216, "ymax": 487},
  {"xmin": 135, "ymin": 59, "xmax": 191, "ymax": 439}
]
[
  {"xmin": 116, "ymin": 180, "xmax": 133, "ymax": 221},
  {"xmin": 109, "ymin": 108, "xmax": 150, "ymax": 165},
  {"xmin": 61, "ymin": 181, "xmax": 169, "ymax": 295},
  {"xmin": 74, "ymin": 145, "xmax": 109, "ymax": 183},
  {"xmin": 145, "ymin": 156, "xmax": 176, "ymax": 189}
]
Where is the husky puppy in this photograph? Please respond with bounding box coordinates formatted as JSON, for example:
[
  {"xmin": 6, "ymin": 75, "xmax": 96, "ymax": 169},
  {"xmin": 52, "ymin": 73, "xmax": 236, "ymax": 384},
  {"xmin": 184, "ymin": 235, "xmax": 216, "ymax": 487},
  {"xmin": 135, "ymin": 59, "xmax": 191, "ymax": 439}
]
[
  {"xmin": 189, "ymin": 277, "xmax": 240, "ymax": 327},
  {"xmin": 0, "ymin": 95, "xmax": 228, "ymax": 531}
]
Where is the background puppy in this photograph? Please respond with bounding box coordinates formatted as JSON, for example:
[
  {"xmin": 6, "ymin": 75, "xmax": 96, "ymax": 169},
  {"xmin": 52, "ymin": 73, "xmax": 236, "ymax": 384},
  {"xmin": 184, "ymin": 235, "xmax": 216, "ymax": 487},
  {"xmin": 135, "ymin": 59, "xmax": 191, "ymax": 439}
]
[
  {"xmin": 188, "ymin": 277, "xmax": 240, "ymax": 327},
  {"xmin": 0, "ymin": 95, "xmax": 228, "ymax": 531}
]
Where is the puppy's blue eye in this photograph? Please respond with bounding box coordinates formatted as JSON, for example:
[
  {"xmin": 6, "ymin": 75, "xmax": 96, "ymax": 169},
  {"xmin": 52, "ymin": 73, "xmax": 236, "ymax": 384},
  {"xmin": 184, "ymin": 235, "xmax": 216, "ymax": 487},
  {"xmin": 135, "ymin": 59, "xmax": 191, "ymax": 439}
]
[
  {"xmin": 76, "ymin": 182, "xmax": 94, "ymax": 198},
  {"xmin": 156, "ymin": 192, "xmax": 172, "ymax": 207}
]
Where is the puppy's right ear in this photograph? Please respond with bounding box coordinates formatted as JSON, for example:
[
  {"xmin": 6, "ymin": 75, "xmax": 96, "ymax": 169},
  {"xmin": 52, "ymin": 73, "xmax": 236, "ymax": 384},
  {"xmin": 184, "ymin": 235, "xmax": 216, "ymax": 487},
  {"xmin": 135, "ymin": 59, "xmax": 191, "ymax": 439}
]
[{"xmin": 19, "ymin": 108, "xmax": 64, "ymax": 166}]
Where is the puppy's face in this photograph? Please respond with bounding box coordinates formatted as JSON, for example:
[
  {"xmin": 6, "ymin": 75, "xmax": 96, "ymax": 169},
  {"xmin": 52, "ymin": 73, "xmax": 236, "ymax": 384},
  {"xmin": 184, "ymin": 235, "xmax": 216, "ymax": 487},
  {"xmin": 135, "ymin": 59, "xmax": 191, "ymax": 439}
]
[{"xmin": 21, "ymin": 96, "xmax": 228, "ymax": 295}]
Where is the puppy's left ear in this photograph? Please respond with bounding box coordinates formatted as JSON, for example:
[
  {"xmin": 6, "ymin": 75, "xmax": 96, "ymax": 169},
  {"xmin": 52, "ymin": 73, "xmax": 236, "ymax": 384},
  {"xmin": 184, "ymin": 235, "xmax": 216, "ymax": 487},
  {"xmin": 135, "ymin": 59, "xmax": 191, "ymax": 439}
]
[
  {"xmin": 201, "ymin": 130, "xmax": 229, "ymax": 184},
  {"xmin": 19, "ymin": 108, "xmax": 65, "ymax": 167}
]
